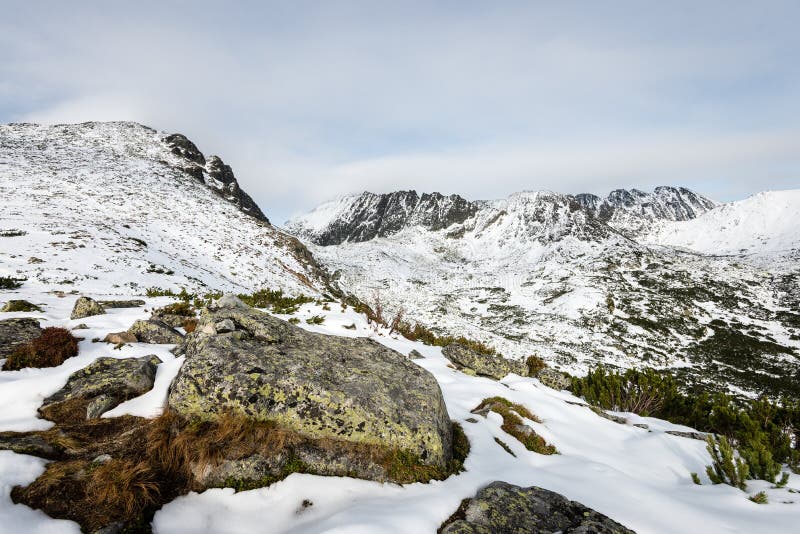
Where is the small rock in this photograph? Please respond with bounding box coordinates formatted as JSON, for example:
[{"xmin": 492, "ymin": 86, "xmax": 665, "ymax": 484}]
[
  {"xmin": 465, "ymin": 417, "xmax": 479, "ymax": 424},
  {"xmin": 73, "ymin": 324, "xmax": 89, "ymax": 330},
  {"xmin": 665, "ymin": 430, "xmax": 707, "ymax": 441},
  {"xmin": 1, "ymin": 300, "xmax": 42, "ymax": 313},
  {"xmin": 634, "ymin": 423, "xmax": 649, "ymax": 430},
  {"xmin": 209, "ymin": 294, "xmax": 250, "ymax": 311},
  {"xmin": 408, "ymin": 349, "xmax": 424, "ymax": 359},
  {"xmin": 98, "ymin": 299, "xmax": 146, "ymax": 309},
  {"xmin": 0, "ymin": 318, "xmax": 42, "ymax": 358},
  {"xmin": 92, "ymin": 454, "xmax": 112, "ymax": 464},
  {"xmin": 103, "ymin": 331, "xmax": 137, "ymax": 344},
  {"xmin": 70, "ymin": 296, "xmax": 106, "ymax": 320},
  {"xmin": 440, "ymin": 481, "xmax": 635, "ymax": 533},
  {"xmin": 0, "ymin": 433, "xmax": 59, "ymax": 459},
  {"xmin": 127, "ymin": 319, "xmax": 184, "ymax": 344},
  {"xmin": 214, "ymin": 318, "xmax": 236, "ymax": 333}
]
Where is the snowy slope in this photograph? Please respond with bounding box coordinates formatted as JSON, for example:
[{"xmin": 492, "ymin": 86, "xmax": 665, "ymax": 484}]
[
  {"xmin": 645, "ymin": 190, "xmax": 800, "ymax": 254},
  {"xmin": 1, "ymin": 293, "xmax": 797, "ymax": 533},
  {"xmin": 287, "ymin": 188, "xmax": 800, "ymax": 398},
  {"xmin": 0, "ymin": 122, "xmax": 327, "ymax": 296}
]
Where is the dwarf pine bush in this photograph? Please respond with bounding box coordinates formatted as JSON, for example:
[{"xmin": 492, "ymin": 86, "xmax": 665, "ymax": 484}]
[{"xmin": 706, "ymin": 435, "xmax": 748, "ymax": 490}]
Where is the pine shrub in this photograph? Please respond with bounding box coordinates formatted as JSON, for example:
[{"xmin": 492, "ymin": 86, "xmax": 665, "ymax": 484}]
[{"xmin": 706, "ymin": 435, "xmax": 748, "ymax": 490}]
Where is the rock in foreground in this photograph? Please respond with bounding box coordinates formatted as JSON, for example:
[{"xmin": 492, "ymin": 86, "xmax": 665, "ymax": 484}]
[
  {"xmin": 40, "ymin": 355, "xmax": 161, "ymax": 421},
  {"xmin": 440, "ymin": 481, "xmax": 635, "ymax": 533},
  {"xmin": 70, "ymin": 296, "xmax": 106, "ymax": 320},
  {"xmin": 168, "ymin": 298, "xmax": 453, "ymax": 472}
]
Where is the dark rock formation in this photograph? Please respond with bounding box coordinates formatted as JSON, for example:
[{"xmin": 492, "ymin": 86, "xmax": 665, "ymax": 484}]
[
  {"xmin": 0, "ymin": 318, "xmax": 42, "ymax": 358},
  {"xmin": 573, "ymin": 186, "xmax": 716, "ymax": 224},
  {"xmin": 440, "ymin": 481, "xmax": 635, "ymax": 533},
  {"xmin": 70, "ymin": 296, "xmax": 106, "ymax": 320}
]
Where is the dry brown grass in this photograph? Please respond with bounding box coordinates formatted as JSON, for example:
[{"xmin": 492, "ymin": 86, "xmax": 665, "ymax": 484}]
[
  {"xmin": 473, "ymin": 397, "xmax": 556, "ymax": 455},
  {"xmin": 182, "ymin": 318, "xmax": 198, "ymax": 333},
  {"xmin": 2, "ymin": 327, "xmax": 79, "ymax": 370},
  {"xmin": 87, "ymin": 459, "xmax": 160, "ymax": 517}
]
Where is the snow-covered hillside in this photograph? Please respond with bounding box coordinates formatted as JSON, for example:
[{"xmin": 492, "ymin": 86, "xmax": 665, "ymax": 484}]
[
  {"xmin": 0, "ymin": 122, "xmax": 327, "ymax": 296},
  {"xmin": 645, "ymin": 190, "xmax": 800, "ymax": 254},
  {"xmin": 1, "ymin": 291, "xmax": 797, "ymax": 533},
  {"xmin": 287, "ymin": 188, "xmax": 800, "ymax": 398}
]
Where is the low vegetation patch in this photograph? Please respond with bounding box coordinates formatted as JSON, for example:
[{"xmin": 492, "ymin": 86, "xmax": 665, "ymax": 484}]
[
  {"xmin": 473, "ymin": 397, "xmax": 557, "ymax": 455},
  {"xmin": 237, "ymin": 288, "xmax": 314, "ymax": 315},
  {"xmin": 525, "ymin": 355, "xmax": 547, "ymax": 376},
  {"xmin": 145, "ymin": 287, "xmax": 223, "ymax": 309},
  {"xmin": 571, "ymin": 366, "xmax": 800, "ymax": 488},
  {"xmin": 2, "ymin": 327, "xmax": 79, "ymax": 371},
  {"xmin": 0, "ymin": 276, "xmax": 24, "ymax": 290},
  {"xmin": 155, "ymin": 301, "xmax": 194, "ymax": 317},
  {"xmin": 7, "ymin": 407, "xmax": 470, "ymax": 531},
  {"xmin": 305, "ymin": 315, "xmax": 325, "ymax": 325}
]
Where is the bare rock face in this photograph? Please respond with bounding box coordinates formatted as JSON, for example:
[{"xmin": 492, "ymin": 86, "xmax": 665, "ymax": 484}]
[
  {"xmin": 70, "ymin": 296, "xmax": 106, "ymax": 320},
  {"xmin": 440, "ymin": 481, "xmax": 636, "ymax": 534},
  {"xmin": 168, "ymin": 297, "xmax": 453, "ymax": 474},
  {"xmin": 442, "ymin": 344, "xmax": 527, "ymax": 380},
  {"xmin": 535, "ymin": 367, "xmax": 571, "ymax": 390},
  {"xmin": 39, "ymin": 355, "xmax": 162, "ymax": 420},
  {"xmin": 0, "ymin": 318, "xmax": 42, "ymax": 358}
]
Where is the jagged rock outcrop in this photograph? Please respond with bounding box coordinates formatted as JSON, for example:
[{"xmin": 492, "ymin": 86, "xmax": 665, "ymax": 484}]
[
  {"xmin": 0, "ymin": 318, "xmax": 42, "ymax": 358},
  {"xmin": 168, "ymin": 297, "xmax": 453, "ymax": 472},
  {"xmin": 70, "ymin": 296, "xmax": 106, "ymax": 320},
  {"xmin": 535, "ymin": 368, "xmax": 571, "ymax": 390},
  {"xmin": 127, "ymin": 319, "xmax": 184, "ymax": 344},
  {"xmin": 287, "ymin": 190, "xmax": 479, "ymax": 245},
  {"xmin": 164, "ymin": 134, "xmax": 268, "ymax": 222},
  {"xmin": 442, "ymin": 344, "xmax": 527, "ymax": 380},
  {"xmin": 440, "ymin": 481, "xmax": 635, "ymax": 533},
  {"xmin": 39, "ymin": 355, "xmax": 161, "ymax": 420}
]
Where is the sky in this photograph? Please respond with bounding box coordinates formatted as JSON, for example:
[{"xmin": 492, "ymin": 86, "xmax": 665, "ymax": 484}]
[{"xmin": 1, "ymin": 1, "xmax": 799, "ymax": 224}]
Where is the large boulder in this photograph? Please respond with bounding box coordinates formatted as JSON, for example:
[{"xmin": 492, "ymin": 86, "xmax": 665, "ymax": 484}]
[
  {"xmin": 0, "ymin": 318, "xmax": 42, "ymax": 358},
  {"xmin": 97, "ymin": 299, "xmax": 146, "ymax": 309},
  {"xmin": 127, "ymin": 319, "xmax": 184, "ymax": 344},
  {"xmin": 70, "ymin": 296, "xmax": 106, "ymax": 320},
  {"xmin": 442, "ymin": 344, "xmax": 527, "ymax": 380},
  {"xmin": 40, "ymin": 355, "xmax": 162, "ymax": 420},
  {"xmin": 168, "ymin": 298, "xmax": 453, "ymax": 473},
  {"xmin": 440, "ymin": 481, "xmax": 635, "ymax": 533}
]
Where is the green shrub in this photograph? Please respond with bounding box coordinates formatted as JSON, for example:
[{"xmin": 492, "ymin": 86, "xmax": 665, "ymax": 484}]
[
  {"xmin": 775, "ymin": 472, "xmax": 790, "ymax": 488},
  {"xmin": 691, "ymin": 472, "xmax": 701, "ymax": 485},
  {"xmin": 749, "ymin": 491, "xmax": 768, "ymax": 504},
  {"xmin": 0, "ymin": 276, "xmax": 23, "ymax": 290},
  {"xmin": 570, "ymin": 366, "xmax": 678, "ymax": 416},
  {"xmin": 3, "ymin": 327, "xmax": 80, "ymax": 370},
  {"xmin": 237, "ymin": 289, "xmax": 313, "ymax": 315},
  {"xmin": 706, "ymin": 435, "xmax": 748, "ymax": 490},
  {"xmin": 155, "ymin": 301, "xmax": 194, "ymax": 317},
  {"xmin": 305, "ymin": 315, "xmax": 325, "ymax": 325}
]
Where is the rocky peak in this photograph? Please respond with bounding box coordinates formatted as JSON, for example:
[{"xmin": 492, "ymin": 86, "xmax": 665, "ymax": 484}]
[
  {"xmin": 573, "ymin": 186, "xmax": 716, "ymax": 224},
  {"xmin": 163, "ymin": 133, "xmax": 268, "ymax": 223},
  {"xmin": 288, "ymin": 190, "xmax": 479, "ymax": 245}
]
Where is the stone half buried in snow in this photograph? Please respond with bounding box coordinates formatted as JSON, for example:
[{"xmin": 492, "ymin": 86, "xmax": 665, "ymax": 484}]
[
  {"xmin": 69, "ymin": 296, "xmax": 106, "ymax": 320},
  {"xmin": 127, "ymin": 319, "xmax": 184, "ymax": 344},
  {"xmin": 167, "ymin": 300, "xmax": 453, "ymax": 468},
  {"xmin": 440, "ymin": 481, "xmax": 635, "ymax": 534},
  {"xmin": 441, "ymin": 343, "xmax": 527, "ymax": 380},
  {"xmin": 39, "ymin": 355, "xmax": 162, "ymax": 421}
]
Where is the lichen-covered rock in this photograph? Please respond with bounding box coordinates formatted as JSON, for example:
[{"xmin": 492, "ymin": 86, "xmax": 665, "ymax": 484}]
[
  {"xmin": 150, "ymin": 313, "xmax": 186, "ymax": 328},
  {"xmin": 440, "ymin": 481, "xmax": 635, "ymax": 533},
  {"xmin": 442, "ymin": 344, "xmax": 527, "ymax": 380},
  {"xmin": 127, "ymin": 319, "xmax": 183, "ymax": 344},
  {"xmin": 536, "ymin": 367, "xmax": 571, "ymax": 390},
  {"xmin": 70, "ymin": 296, "xmax": 106, "ymax": 320},
  {"xmin": 40, "ymin": 355, "xmax": 162, "ymax": 420},
  {"xmin": 0, "ymin": 318, "xmax": 42, "ymax": 358},
  {"xmin": 168, "ymin": 300, "xmax": 453, "ymax": 470}
]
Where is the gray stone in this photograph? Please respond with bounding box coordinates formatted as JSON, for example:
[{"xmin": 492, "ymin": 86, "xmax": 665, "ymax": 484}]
[
  {"xmin": 168, "ymin": 305, "xmax": 453, "ymax": 475},
  {"xmin": 440, "ymin": 481, "xmax": 635, "ymax": 533},
  {"xmin": 665, "ymin": 430, "xmax": 707, "ymax": 441},
  {"xmin": 0, "ymin": 432, "xmax": 59, "ymax": 459},
  {"xmin": 536, "ymin": 367, "xmax": 572, "ymax": 390},
  {"xmin": 0, "ymin": 318, "xmax": 41, "ymax": 358},
  {"xmin": 70, "ymin": 296, "xmax": 106, "ymax": 320},
  {"xmin": 210, "ymin": 294, "xmax": 250, "ymax": 311},
  {"xmin": 1, "ymin": 300, "xmax": 43, "ymax": 312},
  {"xmin": 408, "ymin": 349, "xmax": 424, "ymax": 359},
  {"xmin": 442, "ymin": 344, "xmax": 527, "ymax": 380},
  {"xmin": 40, "ymin": 355, "xmax": 162, "ymax": 419},
  {"xmin": 150, "ymin": 313, "xmax": 187, "ymax": 328},
  {"xmin": 97, "ymin": 299, "xmax": 146, "ymax": 309},
  {"xmin": 103, "ymin": 331, "xmax": 138, "ymax": 344},
  {"xmin": 127, "ymin": 319, "xmax": 183, "ymax": 344}
]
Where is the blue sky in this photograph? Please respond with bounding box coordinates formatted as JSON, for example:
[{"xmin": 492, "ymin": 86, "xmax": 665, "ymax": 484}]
[{"xmin": 1, "ymin": 1, "xmax": 798, "ymax": 223}]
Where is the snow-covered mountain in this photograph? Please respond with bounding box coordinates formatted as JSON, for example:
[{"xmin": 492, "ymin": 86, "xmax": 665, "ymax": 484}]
[
  {"xmin": 0, "ymin": 122, "xmax": 328, "ymax": 295},
  {"xmin": 287, "ymin": 188, "xmax": 800, "ymax": 398}
]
